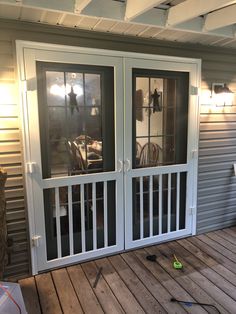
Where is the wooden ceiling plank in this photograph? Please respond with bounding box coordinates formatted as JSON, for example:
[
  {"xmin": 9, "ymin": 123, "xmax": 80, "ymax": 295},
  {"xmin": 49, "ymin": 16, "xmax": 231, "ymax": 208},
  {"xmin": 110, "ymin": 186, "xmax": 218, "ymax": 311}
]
[
  {"xmin": 74, "ymin": 0, "xmax": 92, "ymax": 14},
  {"xmin": 204, "ymin": 4, "xmax": 236, "ymax": 31},
  {"xmin": 167, "ymin": 0, "xmax": 236, "ymax": 26},
  {"xmin": 125, "ymin": 0, "xmax": 166, "ymax": 21}
]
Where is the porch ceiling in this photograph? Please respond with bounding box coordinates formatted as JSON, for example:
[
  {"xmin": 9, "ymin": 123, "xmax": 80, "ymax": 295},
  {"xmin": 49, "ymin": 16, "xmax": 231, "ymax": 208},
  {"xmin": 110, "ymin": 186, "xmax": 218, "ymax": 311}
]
[{"xmin": 1, "ymin": 0, "xmax": 236, "ymax": 49}]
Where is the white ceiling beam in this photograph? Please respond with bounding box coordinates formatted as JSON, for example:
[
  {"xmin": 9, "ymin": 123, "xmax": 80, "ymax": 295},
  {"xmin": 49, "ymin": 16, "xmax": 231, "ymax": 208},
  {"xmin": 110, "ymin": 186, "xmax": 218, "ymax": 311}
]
[
  {"xmin": 0, "ymin": 0, "xmax": 235, "ymax": 39},
  {"xmin": 74, "ymin": 0, "xmax": 92, "ymax": 14},
  {"xmin": 125, "ymin": 0, "xmax": 165, "ymax": 21},
  {"xmin": 166, "ymin": 0, "xmax": 236, "ymax": 26},
  {"xmin": 82, "ymin": 0, "xmax": 125, "ymax": 20},
  {"xmin": 204, "ymin": 4, "xmax": 236, "ymax": 31}
]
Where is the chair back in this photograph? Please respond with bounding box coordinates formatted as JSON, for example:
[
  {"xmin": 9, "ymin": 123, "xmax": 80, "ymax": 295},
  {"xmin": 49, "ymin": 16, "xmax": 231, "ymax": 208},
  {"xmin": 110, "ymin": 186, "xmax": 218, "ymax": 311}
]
[{"xmin": 139, "ymin": 142, "xmax": 161, "ymax": 166}]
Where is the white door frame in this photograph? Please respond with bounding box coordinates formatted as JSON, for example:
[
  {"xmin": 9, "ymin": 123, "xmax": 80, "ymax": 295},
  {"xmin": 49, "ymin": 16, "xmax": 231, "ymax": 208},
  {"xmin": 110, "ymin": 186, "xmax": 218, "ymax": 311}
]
[{"xmin": 16, "ymin": 40, "xmax": 201, "ymax": 274}]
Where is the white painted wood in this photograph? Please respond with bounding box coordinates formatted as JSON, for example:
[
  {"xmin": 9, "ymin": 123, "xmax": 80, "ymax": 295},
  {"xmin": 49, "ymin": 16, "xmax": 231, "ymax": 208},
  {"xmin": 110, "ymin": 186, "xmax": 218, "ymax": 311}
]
[
  {"xmin": 81, "ymin": 2, "xmax": 235, "ymax": 38},
  {"xmin": 130, "ymin": 164, "xmax": 189, "ymax": 178},
  {"xmin": 2, "ymin": 0, "xmax": 236, "ymax": 39},
  {"xmin": 16, "ymin": 40, "xmax": 201, "ymax": 66},
  {"xmin": 125, "ymin": 229, "xmax": 190, "ymax": 250},
  {"xmin": 55, "ymin": 187, "xmax": 62, "ymax": 258},
  {"xmin": 125, "ymin": 0, "xmax": 165, "ymax": 21},
  {"xmin": 140, "ymin": 176, "xmax": 144, "ymax": 239},
  {"xmin": 68, "ymin": 185, "xmax": 74, "ymax": 255},
  {"xmin": 149, "ymin": 175, "xmax": 153, "ymax": 237},
  {"xmin": 204, "ymin": 4, "xmax": 236, "ymax": 31},
  {"xmin": 92, "ymin": 182, "xmax": 97, "ymax": 250},
  {"xmin": 17, "ymin": 41, "xmax": 200, "ymax": 272},
  {"xmin": 159, "ymin": 174, "xmax": 162, "ymax": 235},
  {"xmin": 167, "ymin": 173, "xmax": 171, "ymax": 233},
  {"xmin": 176, "ymin": 172, "xmax": 180, "ymax": 231},
  {"xmin": 104, "ymin": 181, "xmax": 108, "ymax": 247},
  {"xmin": 74, "ymin": 0, "xmax": 92, "ymax": 14},
  {"xmin": 43, "ymin": 172, "xmax": 120, "ymax": 189},
  {"xmin": 17, "ymin": 42, "xmax": 125, "ymax": 273},
  {"xmin": 80, "ymin": 184, "xmax": 86, "ymax": 253},
  {"xmin": 124, "ymin": 55, "xmax": 200, "ymax": 249},
  {"xmin": 16, "ymin": 46, "xmax": 37, "ymax": 274},
  {"xmin": 167, "ymin": 0, "xmax": 236, "ymax": 26}
]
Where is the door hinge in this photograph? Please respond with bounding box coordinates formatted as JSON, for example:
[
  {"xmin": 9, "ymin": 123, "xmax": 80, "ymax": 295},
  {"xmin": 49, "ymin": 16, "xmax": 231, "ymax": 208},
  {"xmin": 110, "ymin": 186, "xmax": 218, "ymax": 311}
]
[
  {"xmin": 32, "ymin": 235, "xmax": 41, "ymax": 247},
  {"xmin": 190, "ymin": 86, "xmax": 198, "ymax": 95},
  {"xmin": 26, "ymin": 162, "xmax": 36, "ymax": 174},
  {"xmin": 189, "ymin": 207, "xmax": 196, "ymax": 215}
]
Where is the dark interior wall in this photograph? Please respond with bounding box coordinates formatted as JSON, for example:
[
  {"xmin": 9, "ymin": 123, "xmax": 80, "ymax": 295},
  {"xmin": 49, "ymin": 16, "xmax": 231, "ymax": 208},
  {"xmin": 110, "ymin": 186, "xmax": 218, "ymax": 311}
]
[{"xmin": 1, "ymin": 18, "xmax": 236, "ymax": 279}]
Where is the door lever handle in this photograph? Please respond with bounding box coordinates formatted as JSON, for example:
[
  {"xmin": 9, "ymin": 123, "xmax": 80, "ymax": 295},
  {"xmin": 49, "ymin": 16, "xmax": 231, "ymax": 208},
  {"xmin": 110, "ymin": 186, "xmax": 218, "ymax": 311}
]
[
  {"xmin": 125, "ymin": 159, "xmax": 131, "ymax": 172},
  {"xmin": 117, "ymin": 159, "xmax": 123, "ymax": 172}
]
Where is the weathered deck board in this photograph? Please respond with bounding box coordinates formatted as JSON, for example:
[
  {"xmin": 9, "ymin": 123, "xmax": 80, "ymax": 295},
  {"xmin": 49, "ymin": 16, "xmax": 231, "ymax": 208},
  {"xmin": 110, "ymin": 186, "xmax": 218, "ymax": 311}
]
[
  {"xmin": 82, "ymin": 261, "xmax": 125, "ymax": 313},
  {"xmin": 167, "ymin": 241, "xmax": 236, "ymax": 313},
  {"xmin": 144, "ymin": 245, "xmax": 209, "ymax": 314},
  {"xmin": 35, "ymin": 273, "xmax": 63, "ymax": 314},
  {"xmin": 51, "ymin": 268, "xmax": 83, "ymax": 314},
  {"xmin": 67, "ymin": 264, "xmax": 103, "ymax": 314},
  {"xmin": 18, "ymin": 277, "xmax": 41, "ymax": 314},
  {"xmin": 179, "ymin": 238, "xmax": 236, "ymax": 287},
  {"xmin": 123, "ymin": 250, "xmax": 186, "ymax": 314},
  {"xmin": 109, "ymin": 254, "xmax": 165, "ymax": 313},
  {"xmin": 95, "ymin": 257, "xmax": 145, "ymax": 314},
  {"xmin": 19, "ymin": 227, "xmax": 236, "ymax": 314}
]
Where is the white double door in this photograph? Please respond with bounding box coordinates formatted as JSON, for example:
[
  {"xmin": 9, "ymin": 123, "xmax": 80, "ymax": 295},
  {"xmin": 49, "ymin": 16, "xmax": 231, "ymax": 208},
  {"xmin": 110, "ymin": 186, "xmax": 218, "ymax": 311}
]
[{"xmin": 19, "ymin": 42, "xmax": 199, "ymax": 273}]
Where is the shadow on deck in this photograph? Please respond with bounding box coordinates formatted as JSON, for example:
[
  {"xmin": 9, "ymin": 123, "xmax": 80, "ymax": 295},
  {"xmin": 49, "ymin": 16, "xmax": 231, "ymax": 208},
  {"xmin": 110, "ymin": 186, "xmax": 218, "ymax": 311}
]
[{"xmin": 19, "ymin": 226, "xmax": 236, "ymax": 313}]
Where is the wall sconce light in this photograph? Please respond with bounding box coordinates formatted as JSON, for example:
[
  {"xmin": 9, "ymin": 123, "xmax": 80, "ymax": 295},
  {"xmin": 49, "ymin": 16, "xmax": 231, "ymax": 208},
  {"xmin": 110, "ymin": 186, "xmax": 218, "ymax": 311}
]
[{"xmin": 212, "ymin": 83, "xmax": 234, "ymax": 106}]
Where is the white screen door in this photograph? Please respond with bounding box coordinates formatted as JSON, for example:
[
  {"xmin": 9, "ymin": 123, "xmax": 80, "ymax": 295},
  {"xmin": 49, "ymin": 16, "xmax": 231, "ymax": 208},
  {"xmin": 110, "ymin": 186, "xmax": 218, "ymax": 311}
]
[
  {"xmin": 18, "ymin": 43, "xmax": 199, "ymax": 273},
  {"xmin": 21, "ymin": 47, "xmax": 124, "ymax": 272},
  {"xmin": 124, "ymin": 58, "xmax": 199, "ymax": 249}
]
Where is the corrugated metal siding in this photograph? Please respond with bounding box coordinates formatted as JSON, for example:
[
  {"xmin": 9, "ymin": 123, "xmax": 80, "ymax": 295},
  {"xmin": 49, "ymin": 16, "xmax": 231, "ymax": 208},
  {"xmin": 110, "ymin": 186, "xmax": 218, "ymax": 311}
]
[
  {"xmin": 0, "ymin": 38, "xmax": 30, "ymax": 280},
  {"xmin": 0, "ymin": 18, "xmax": 236, "ymax": 278}
]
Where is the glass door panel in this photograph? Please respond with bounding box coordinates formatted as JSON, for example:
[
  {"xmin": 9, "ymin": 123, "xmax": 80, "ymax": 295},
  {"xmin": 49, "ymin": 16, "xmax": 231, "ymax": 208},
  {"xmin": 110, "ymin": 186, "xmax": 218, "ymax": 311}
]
[{"xmin": 37, "ymin": 62, "xmax": 115, "ymax": 179}]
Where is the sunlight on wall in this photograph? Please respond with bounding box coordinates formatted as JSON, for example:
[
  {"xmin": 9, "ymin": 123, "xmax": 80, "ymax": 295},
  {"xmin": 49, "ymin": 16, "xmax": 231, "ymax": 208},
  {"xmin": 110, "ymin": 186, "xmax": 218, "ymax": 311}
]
[{"xmin": 0, "ymin": 83, "xmax": 16, "ymax": 105}]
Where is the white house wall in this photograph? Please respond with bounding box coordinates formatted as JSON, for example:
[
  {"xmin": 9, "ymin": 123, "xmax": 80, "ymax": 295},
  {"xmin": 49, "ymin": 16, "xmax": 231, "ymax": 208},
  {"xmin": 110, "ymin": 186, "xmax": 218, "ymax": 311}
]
[{"xmin": 0, "ymin": 18, "xmax": 236, "ymax": 279}]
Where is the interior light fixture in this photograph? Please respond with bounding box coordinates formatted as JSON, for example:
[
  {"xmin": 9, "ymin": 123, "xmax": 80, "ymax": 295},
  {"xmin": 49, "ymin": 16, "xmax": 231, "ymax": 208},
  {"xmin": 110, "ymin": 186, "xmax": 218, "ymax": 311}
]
[
  {"xmin": 50, "ymin": 83, "xmax": 83, "ymax": 98},
  {"xmin": 212, "ymin": 83, "xmax": 234, "ymax": 106}
]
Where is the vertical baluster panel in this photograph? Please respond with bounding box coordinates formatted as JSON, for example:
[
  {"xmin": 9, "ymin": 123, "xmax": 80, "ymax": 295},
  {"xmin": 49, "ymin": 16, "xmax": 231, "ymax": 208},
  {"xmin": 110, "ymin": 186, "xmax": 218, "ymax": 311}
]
[
  {"xmin": 140, "ymin": 176, "xmax": 144, "ymax": 239},
  {"xmin": 167, "ymin": 173, "xmax": 171, "ymax": 233},
  {"xmin": 159, "ymin": 174, "xmax": 162, "ymax": 235},
  {"xmin": 104, "ymin": 181, "xmax": 108, "ymax": 247},
  {"xmin": 55, "ymin": 187, "xmax": 62, "ymax": 258},
  {"xmin": 149, "ymin": 175, "xmax": 153, "ymax": 237},
  {"xmin": 80, "ymin": 184, "xmax": 86, "ymax": 253},
  {"xmin": 176, "ymin": 172, "xmax": 180, "ymax": 231},
  {"xmin": 68, "ymin": 185, "xmax": 74, "ymax": 255},
  {"xmin": 92, "ymin": 182, "xmax": 97, "ymax": 250}
]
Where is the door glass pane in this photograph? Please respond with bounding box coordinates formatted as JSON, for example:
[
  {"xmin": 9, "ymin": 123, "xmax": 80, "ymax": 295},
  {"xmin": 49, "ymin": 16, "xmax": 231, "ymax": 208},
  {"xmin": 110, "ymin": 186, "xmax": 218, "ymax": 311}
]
[
  {"xmin": 36, "ymin": 62, "xmax": 115, "ymax": 178},
  {"xmin": 133, "ymin": 71, "xmax": 188, "ymax": 169}
]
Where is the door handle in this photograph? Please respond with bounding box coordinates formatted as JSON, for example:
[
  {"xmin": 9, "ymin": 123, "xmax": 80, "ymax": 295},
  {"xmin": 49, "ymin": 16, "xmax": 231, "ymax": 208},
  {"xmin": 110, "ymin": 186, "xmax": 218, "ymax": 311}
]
[
  {"xmin": 125, "ymin": 159, "xmax": 131, "ymax": 172},
  {"xmin": 117, "ymin": 159, "xmax": 123, "ymax": 172}
]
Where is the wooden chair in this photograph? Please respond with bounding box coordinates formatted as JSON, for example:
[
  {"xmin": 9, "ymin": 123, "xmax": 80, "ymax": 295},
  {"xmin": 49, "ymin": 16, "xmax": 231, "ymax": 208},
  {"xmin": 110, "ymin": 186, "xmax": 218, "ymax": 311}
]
[
  {"xmin": 136, "ymin": 141, "xmax": 142, "ymax": 159},
  {"xmin": 139, "ymin": 142, "xmax": 161, "ymax": 167}
]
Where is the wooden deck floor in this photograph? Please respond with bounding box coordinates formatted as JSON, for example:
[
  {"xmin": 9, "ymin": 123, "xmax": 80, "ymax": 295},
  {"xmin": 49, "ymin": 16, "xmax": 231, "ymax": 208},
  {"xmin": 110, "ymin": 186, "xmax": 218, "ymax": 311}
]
[{"xmin": 19, "ymin": 227, "xmax": 236, "ymax": 314}]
